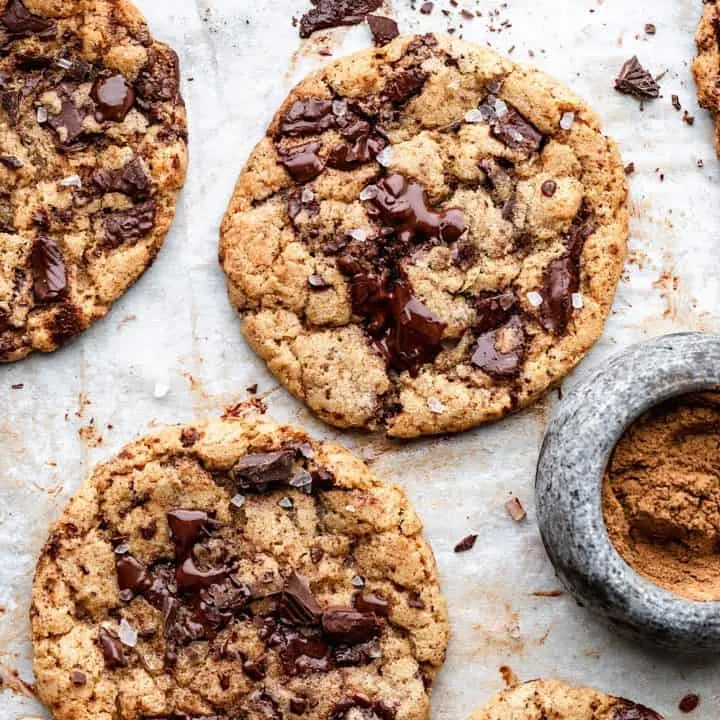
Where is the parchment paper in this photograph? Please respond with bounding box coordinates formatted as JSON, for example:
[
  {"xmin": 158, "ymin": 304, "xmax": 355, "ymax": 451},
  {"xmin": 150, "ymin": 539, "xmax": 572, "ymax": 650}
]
[{"xmin": 2, "ymin": 0, "xmax": 720, "ymax": 717}]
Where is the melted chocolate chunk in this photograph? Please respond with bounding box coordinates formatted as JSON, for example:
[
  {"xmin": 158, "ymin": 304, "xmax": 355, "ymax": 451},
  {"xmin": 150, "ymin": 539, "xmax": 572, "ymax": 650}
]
[
  {"xmin": 116, "ymin": 553, "xmax": 153, "ymax": 599},
  {"xmin": 98, "ymin": 627, "xmax": 127, "ymax": 669},
  {"xmin": 277, "ymin": 631, "xmax": 330, "ymax": 674},
  {"xmin": 278, "ymin": 141, "xmax": 325, "ymax": 183},
  {"xmin": 167, "ymin": 509, "xmax": 215, "ymax": 560},
  {"xmin": 298, "ymin": 0, "xmax": 382, "ymax": 38},
  {"xmin": 353, "ymin": 590, "xmax": 390, "ymax": 616},
  {"xmin": 367, "ymin": 15, "xmax": 399, "ymax": 46},
  {"xmin": 0, "ymin": 154, "xmax": 22, "ymax": 169},
  {"xmin": 541, "ymin": 254, "xmax": 578, "ymax": 335},
  {"xmin": 366, "ymin": 173, "xmax": 465, "ymax": 246},
  {"xmin": 231, "ymin": 450, "xmax": 295, "ymax": 491},
  {"xmin": 381, "ymin": 67, "xmax": 428, "ymax": 106},
  {"xmin": 175, "ymin": 555, "xmax": 230, "ymax": 591},
  {"xmin": 474, "ymin": 291, "xmax": 517, "ymax": 334},
  {"xmin": 477, "ymin": 95, "xmax": 543, "ymax": 154},
  {"xmin": 321, "ymin": 607, "xmax": 380, "ymax": 645},
  {"xmin": 333, "ymin": 638, "xmax": 381, "ymax": 666},
  {"xmin": 31, "ymin": 235, "xmax": 66, "ymax": 303},
  {"xmin": 89, "ymin": 158, "xmax": 150, "ymax": 200},
  {"xmin": 103, "ymin": 199, "xmax": 157, "ymax": 248},
  {"xmin": 0, "ymin": 0, "xmax": 54, "ymax": 40},
  {"xmin": 278, "ymin": 572, "xmax": 323, "ymax": 626},
  {"xmin": 327, "ymin": 128, "xmax": 387, "ymax": 170},
  {"xmin": 614, "ymin": 56, "xmax": 660, "ymax": 100},
  {"xmin": 91, "ymin": 73, "xmax": 136, "ymax": 122},
  {"xmin": 471, "ymin": 316, "xmax": 525, "ymax": 379}
]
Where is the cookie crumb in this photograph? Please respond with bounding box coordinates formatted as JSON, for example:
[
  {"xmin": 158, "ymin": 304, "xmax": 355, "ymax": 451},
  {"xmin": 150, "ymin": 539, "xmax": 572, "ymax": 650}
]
[{"xmin": 505, "ymin": 497, "xmax": 527, "ymax": 522}]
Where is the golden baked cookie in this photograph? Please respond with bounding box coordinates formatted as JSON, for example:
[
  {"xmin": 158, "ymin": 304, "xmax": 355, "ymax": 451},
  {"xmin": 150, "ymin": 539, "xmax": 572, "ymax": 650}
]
[
  {"xmin": 220, "ymin": 33, "xmax": 628, "ymax": 438},
  {"xmin": 470, "ymin": 680, "xmax": 663, "ymax": 720},
  {"xmin": 693, "ymin": 1, "xmax": 720, "ymax": 155},
  {"xmin": 0, "ymin": 0, "xmax": 187, "ymax": 362},
  {"xmin": 31, "ymin": 417, "xmax": 449, "ymax": 720}
]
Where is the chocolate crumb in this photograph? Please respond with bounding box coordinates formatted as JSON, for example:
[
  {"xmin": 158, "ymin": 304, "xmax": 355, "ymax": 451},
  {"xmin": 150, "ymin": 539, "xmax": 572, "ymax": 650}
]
[
  {"xmin": 419, "ymin": 2, "xmax": 434, "ymax": 14},
  {"xmin": 454, "ymin": 534, "xmax": 478, "ymax": 553},
  {"xmin": 679, "ymin": 695, "xmax": 700, "ymax": 713},
  {"xmin": 683, "ymin": 111, "xmax": 695, "ymax": 126},
  {"xmin": 671, "ymin": 95, "xmax": 681, "ymax": 111},
  {"xmin": 505, "ymin": 496, "xmax": 527, "ymax": 522},
  {"xmin": 624, "ymin": 162, "xmax": 635, "ymax": 175},
  {"xmin": 645, "ymin": 23, "xmax": 656, "ymax": 35}
]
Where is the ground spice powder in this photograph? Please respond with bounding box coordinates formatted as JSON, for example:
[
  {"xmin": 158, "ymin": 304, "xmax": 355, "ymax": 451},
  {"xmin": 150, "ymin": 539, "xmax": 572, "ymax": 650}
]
[{"xmin": 602, "ymin": 393, "xmax": 720, "ymax": 602}]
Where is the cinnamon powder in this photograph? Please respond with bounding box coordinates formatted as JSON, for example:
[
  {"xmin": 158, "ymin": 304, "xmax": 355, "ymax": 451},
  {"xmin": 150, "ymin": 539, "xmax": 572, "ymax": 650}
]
[{"xmin": 602, "ymin": 393, "xmax": 720, "ymax": 602}]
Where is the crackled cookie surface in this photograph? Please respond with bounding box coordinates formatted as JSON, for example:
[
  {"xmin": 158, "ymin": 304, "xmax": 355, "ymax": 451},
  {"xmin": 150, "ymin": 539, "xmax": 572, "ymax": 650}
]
[
  {"xmin": 470, "ymin": 680, "xmax": 663, "ymax": 720},
  {"xmin": 693, "ymin": 1, "xmax": 720, "ymax": 155},
  {"xmin": 31, "ymin": 418, "xmax": 449, "ymax": 720},
  {"xmin": 0, "ymin": 0, "xmax": 187, "ymax": 362},
  {"xmin": 220, "ymin": 33, "xmax": 628, "ymax": 438}
]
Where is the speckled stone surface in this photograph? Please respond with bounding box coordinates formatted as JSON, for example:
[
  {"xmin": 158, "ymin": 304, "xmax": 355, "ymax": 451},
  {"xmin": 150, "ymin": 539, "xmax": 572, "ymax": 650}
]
[{"xmin": 536, "ymin": 332, "xmax": 720, "ymax": 653}]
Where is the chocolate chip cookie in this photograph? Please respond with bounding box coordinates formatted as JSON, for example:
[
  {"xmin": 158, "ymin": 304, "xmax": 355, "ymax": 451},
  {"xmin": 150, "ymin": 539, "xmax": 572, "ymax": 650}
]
[
  {"xmin": 470, "ymin": 680, "xmax": 663, "ymax": 720},
  {"xmin": 693, "ymin": 1, "xmax": 720, "ymax": 155},
  {"xmin": 0, "ymin": 0, "xmax": 187, "ymax": 362},
  {"xmin": 31, "ymin": 418, "xmax": 449, "ymax": 720},
  {"xmin": 220, "ymin": 34, "xmax": 628, "ymax": 438}
]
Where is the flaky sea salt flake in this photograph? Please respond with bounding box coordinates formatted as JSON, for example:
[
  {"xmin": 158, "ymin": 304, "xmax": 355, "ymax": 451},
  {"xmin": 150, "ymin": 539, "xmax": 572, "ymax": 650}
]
[
  {"xmin": 427, "ymin": 398, "xmax": 446, "ymax": 414},
  {"xmin": 119, "ymin": 619, "xmax": 138, "ymax": 648},
  {"xmin": 560, "ymin": 111, "xmax": 575, "ymax": 130},
  {"xmin": 527, "ymin": 291, "xmax": 544, "ymax": 307},
  {"xmin": 376, "ymin": 146, "xmax": 394, "ymax": 167},
  {"xmin": 360, "ymin": 185, "xmax": 378, "ymax": 202},
  {"xmin": 571, "ymin": 292, "xmax": 584, "ymax": 309},
  {"xmin": 464, "ymin": 108, "xmax": 484, "ymax": 123},
  {"xmin": 59, "ymin": 174, "xmax": 82, "ymax": 189},
  {"xmin": 349, "ymin": 228, "xmax": 368, "ymax": 242},
  {"xmin": 230, "ymin": 494, "xmax": 246, "ymax": 508},
  {"xmin": 153, "ymin": 382, "xmax": 169, "ymax": 399}
]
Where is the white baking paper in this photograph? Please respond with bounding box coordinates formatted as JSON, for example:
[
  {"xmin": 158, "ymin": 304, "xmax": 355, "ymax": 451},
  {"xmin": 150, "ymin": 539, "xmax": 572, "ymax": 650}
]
[{"xmin": 2, "ymin": 0, "xmax": 720, "ymax": 717}]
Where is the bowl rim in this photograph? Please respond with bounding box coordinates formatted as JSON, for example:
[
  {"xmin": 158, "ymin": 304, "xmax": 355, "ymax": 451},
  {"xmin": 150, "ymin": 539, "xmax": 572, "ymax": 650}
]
[{"xmin": 536, "ymin": 332, "xmax": 720, "ymax": 650}]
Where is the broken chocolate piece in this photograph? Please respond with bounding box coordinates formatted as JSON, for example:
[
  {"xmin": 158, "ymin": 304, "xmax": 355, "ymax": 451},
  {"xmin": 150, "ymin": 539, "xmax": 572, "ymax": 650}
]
[
  {"xmin": 353, "ymin": 590, "xmax": 390, "ymax": 616},
  {"xmin": 321, "ymin": 607, "xmax": 380, "ymax": 645},
  {"xmin": 115, "ymin": 554, "xmax": 153, "ymax": 599},
  {"xmin": 299, "ymin": 0, "xmax": 382, "ymax": 39},
  {"xmin": 278, "ymin": 141, "xmax": 325, "ymax": 183},
  {"xmin": 477, "ymin": 96, "xmax": 543, "ymax": 154},
  {"xmin": 278, "ymin": 572, "xmax": 323, "ymax": 626},
  {"xmin": 0, "ymin": 0, "xmax": 54, "ymax": 39},
  {"xmin": 278, "ymin": 98, "xmax": 336, "ymax": 137},
  {"xmin": 31, "ymin": 235, "xmax": 67, "ymax": 303},
  {"xmin": 90, "ymin": 158, "xmax": 150, "ymax": 200},
  {"xmin": 98, "ymin": 627, "xmax": 127, "ymax": 668},
  {"xmin": 167, "ymin": 509, "xmax": 215, "ymax": 560},
  {"xmin": 231, "ymin": 450, "xmax": 294, "ymax": 492},
  {"xmin": 175, "ymin": 555, "xmax": 230, "ymax": 591},
  {"xmin": 454, "ymin": 534, "xmax": 478, "ymax": 553},
  {"xmin": 614, "ymin": 56, "xmax": 660, "ymax": 99},
  {"xmin": 541, "ymin": 255, "xmax": 579, "ymax": 335},
  {"xmin": 474, "ymin": 291, "xmax": 516, "ymax": 334},
  {"xmin": 103, "ymin": 199, "xmax": 157, "ymax": 248},
  {"xmin": 471, "ymin": 316, "xmax": 525, "ymax": 378},
  {"xmin": 367, "ymin": 15, "xmax": 399, "ymax": 46}
]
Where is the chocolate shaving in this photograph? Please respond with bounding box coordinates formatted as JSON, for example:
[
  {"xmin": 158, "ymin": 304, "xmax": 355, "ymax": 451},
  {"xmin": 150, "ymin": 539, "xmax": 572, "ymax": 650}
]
[{"xmin": 614, "ymin": 56, "xmax": 660, "ymax": 99}]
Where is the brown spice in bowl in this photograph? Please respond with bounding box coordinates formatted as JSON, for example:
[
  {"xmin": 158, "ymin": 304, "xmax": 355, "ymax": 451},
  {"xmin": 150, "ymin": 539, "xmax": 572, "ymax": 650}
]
[{"xmin": 602, "ymin": 392, "xmax": 720, "ymax": 601}]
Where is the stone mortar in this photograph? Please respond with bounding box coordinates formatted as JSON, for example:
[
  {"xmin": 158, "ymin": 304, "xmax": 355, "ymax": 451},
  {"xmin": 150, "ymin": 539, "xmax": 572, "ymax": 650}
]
[{"xmin": 536, "ymin": 332, "xmax": 720, "ymax": 653}]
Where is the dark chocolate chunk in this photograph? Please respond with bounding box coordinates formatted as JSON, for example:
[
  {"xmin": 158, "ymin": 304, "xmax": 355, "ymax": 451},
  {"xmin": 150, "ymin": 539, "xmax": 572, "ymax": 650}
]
[
  {"xmin": 299, "ymin": 0, "xmax": 382, "ymax": 38},
  {"xmin": 290, "ymin": 696, "xmax": 309, "ymax": 715},
  {"xmin": 47, "ymin": 86, "xmax": 85, "ymax": 146},
  {"xmin": 381, "ymin": 67, "xmax": 427, "ymax": 106},
  {"xmin": 98, "ymin": 627, "xmax": 127, "ymax": 668},
  {"xmin": 471, "ymin": 316, "xmax": 525, "ymax": 378},
  {"xmin": 477, "ymin": 96, "xmax": 543, "ymax": 154},
  {"xmin": 321, "ymin": 607, "xmax": 380, "ymax": 645},
  {"xmin": 278, "ymin": 98, "xmax": 335, "ymax": 137},
  {"xmin": 115, "ymin": 554, "xmax": 153, "ymax": 600},
  {"xmin": 0, "ymin": 0, "xmax": 54, "ymax": 39},
  {"xmin": 327, "ymin": 130, "xmax": 387, "ymax": 170},
  {"xmin": 334, "ymin": 638, "xmax": 381, "ymax": 666},
  {"xmin": 103, "ymin": 199, "xmax": 157, "ymax": 248},
  {"xmin": 70, "ymin": 669, "xmax": 86, "ymax": 685},
  {"xmin": 0, "ymin": 154, "xmax": 23, "ymax": 169},
  {"xmin": 332, "ymin": 696, "xmax": 396, "ymax": 720},
  {"xmin": 167, "ymin": 509, "xmax": 215, "ymax": 560},
  {"xmin": 365, "ymin": 173, "xmax": 465, "ymax": 245},
  {"xmin": 278, "ymin": 141, "xmax": 325, "ymax": 183},
  {"xmin": 91, "ymin": 74, "xmax": 136, "ymax": 122},
  {"xmin": 231, "ymin": 450, "xmax": 294, "ymax": 492},
  {"xmin": 614, "ymin": 56, "xmax": 660, "ymax": 99},
  {"xmin": 541, "ymin": 179, "xmax": 557, "ymax": 197},
  {"xmin": 90, "ymin": 158, "xmax": 150, "ymax": 200},
  {"xmin": 454, "ymin": 534, "xmax": 478, "ymax": 553},
  {"xmin": 278, "ymin": 632, "xmax": 330, "ymax": 674},
  {"xmin": 242, "ymin": 657, "xmax": 266, "ymax": 681},
  {"xmin": 541, "ymin": 255, "xmax": 580, "ymax": 336},
  {"xmin": 353, "ymin": 590, "xmax": 390, "ymax": 617},
  {"xmin": 474, "ymin": 291, "xmax": 516, "ymax": 334},
  {"xmin": 367, "ymin": 15, "xmax": 399, "ymax": 46},
  {"xmin": 278, "ymin": 572, "xmax": 323, "ymax": 626},
  {"xmin": 310, "ymin": 467, "xmax": 335, "ymax": 492},
  {"xmin": 31, "ymin": 235, "xmax": 66, "ymax": 303}
]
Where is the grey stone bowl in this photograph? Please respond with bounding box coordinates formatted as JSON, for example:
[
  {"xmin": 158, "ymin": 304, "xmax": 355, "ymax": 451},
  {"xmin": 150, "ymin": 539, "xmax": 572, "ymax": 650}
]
[{"xmin": 536, "ymin": 332, "xmax": 720, "ymax": 653}]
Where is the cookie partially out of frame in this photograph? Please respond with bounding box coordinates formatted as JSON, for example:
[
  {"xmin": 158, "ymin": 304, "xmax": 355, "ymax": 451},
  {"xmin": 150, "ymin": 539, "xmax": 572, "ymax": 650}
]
[
  {"xmin": 31, "ymin": 418, "xmax": 449, "ymax": 720},
  {"xmin": 220, "ymin": 33, "xmax": 628, "ymax": 438},
  {"xmin": 470, "ymin": 680, "xmax": 663, "ymax": 720},
  {"xmin": 0, "ymin": 0, "xmax": 187, "ymax": 362},
  {"xmin": 693, "ymin": 0, "xmax": 720, "ymax": 155}
]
